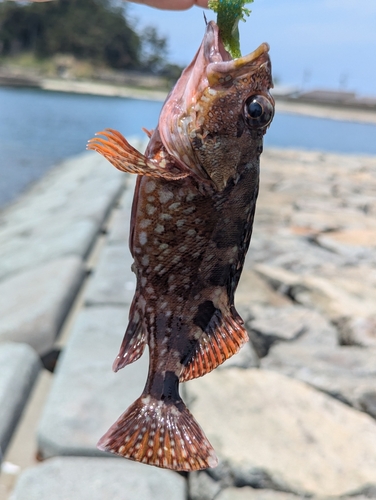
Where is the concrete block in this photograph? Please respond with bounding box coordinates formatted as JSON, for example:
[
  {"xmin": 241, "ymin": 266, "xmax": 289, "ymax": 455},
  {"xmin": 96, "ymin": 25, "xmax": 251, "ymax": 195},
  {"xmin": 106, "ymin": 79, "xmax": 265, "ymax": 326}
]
[
  {"xmin": 108, "ymin": 176, "xmax": 136, "ymax": 245},
  {"xmin": 0, "ymin": 343, "xmax": 41, "ymax": 460},
  {"xmin": 0, "ymin": 152, "xmax": 124, "ymax": 281},
  {"xmin": 37, "ymin": 307, "xmax": 148, "ymax": 459},
  {"xmin": 10, "ymin": 456, "xmax": 186, "ymax": 500},
  {"xmin": 84, "ymin": 245, "xmax": 135, "ymax": 307},
  {"xmin": 0, "ymin": 257, "xmax": 85, "ymax": 355}
]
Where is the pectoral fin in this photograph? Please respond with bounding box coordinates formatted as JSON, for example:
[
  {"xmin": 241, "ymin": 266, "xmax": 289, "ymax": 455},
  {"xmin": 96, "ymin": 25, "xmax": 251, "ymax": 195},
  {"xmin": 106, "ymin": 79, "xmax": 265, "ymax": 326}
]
[{"xmin": 87, "ymin": 128, "xmax": 189, "ymax": 180}]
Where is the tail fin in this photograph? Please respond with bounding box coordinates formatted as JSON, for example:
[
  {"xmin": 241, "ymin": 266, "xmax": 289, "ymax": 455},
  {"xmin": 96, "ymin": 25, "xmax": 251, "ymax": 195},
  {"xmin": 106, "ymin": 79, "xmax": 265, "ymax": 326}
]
[{"xmin": 97, "ymin": 395, "xmax": 218, "ymax": 471}]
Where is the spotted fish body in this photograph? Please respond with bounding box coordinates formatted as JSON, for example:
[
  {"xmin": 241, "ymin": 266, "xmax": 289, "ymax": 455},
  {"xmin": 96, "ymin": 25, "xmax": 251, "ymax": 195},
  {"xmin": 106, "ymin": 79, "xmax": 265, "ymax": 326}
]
[{"xmin": 88, "ymin": 21, "xmax": 274, "ymax": 471}]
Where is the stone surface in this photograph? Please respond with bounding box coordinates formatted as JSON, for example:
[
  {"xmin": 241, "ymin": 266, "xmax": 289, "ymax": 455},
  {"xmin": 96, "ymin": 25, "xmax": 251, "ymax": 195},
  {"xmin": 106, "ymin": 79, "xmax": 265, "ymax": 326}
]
[
  {"xmin": 0, "ymin": 343, "xmax": 41, "ymax": 459},
  {"xmin": 248, "ymin": 305, "xmax": 309, "ymax": 341},
  {"xmin": 0, "ymin": 151, "xmax": 124, "ymax": 281},
  {"xmin": 216, "ymin": 487, "xmax": 301, "ymax": 500},
  {"xmin": 246, "ymin": 305, "xmax": 337, "ymax": 357},
  {"xmin": 185, "ymin": 368, "xmax": 376, "ymax": 497},
  {"xmin": 0, "ymin": 257, "xmax": 85, "ymax": 355},
  {"xmin": 262, "ymin": 343, "xmax": 376, "ymax": 411},
  {"xmin": 37, "ymin": 307, "xmax": 148, "ymax": 459},
  {"xmin": 336, "ymin": 314, "xmax": 376, "ymax": 348},
  {"xmin": 218, "ymin": 342, "xmax": 259, "ymax": 370},
  {"xmin": 108, "ymin": 175, "xmax": 136, "ymax": 245},
  {"xmin": 235, "ymin": 270, "xmax": 291, "ymax": 314},
  {"xmin": 189, "ymin": 471, "xmax": 222, "ymax": 500},
  {"xmin": 84, "ymin": 244, "xmax": 135, "ymax": 307},
  {"xmin": 10, "ymin": 456, "xmax": 186, "ymax": 500},
  {"xmin": 254, "ymin": 264, "xmax": 376, "ymax": 321},
  {"xmin": 216, "ymin": 487, "xmax": 372, "ymax": 500}
]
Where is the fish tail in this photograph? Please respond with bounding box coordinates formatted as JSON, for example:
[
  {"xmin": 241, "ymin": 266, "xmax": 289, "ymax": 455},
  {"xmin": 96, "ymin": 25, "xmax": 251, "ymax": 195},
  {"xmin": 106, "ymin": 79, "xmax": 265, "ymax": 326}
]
[{"xmin": 97, "ymin": 395, "xmax": 218, "ymax": 471}]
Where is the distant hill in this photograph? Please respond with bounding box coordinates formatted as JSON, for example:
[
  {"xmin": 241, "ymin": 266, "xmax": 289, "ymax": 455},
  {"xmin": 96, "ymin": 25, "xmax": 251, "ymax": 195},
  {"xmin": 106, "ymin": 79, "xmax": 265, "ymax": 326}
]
[{"xmin": 0, "ymin": 0, "xmax": 180, "ymax": 76}]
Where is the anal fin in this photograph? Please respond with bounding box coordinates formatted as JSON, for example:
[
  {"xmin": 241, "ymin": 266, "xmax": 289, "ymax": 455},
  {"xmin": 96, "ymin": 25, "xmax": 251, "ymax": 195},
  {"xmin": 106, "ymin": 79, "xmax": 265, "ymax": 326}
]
[
  {"xmin": 113, "ymin": 309, "xmax": 146, "ymax": 372},
  {"xmin": 180, "ymin": 308, "xmax": 249, "ymax": 382},
  {"xmin": 87, "ymin": 128, "xmax": 189, "ymax": 180}
]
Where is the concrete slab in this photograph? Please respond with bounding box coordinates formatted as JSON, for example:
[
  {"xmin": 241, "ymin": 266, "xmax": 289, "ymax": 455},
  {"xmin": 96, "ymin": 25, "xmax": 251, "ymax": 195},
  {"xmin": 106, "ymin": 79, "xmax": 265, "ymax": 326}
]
[
  {"xmin": 84, "ymin": 244, "xmax": 135, "ymax": 307},
  {"xmin": 0, "ymin": 257, "xmax": 85, "ymax": 355},
  {"xmin": 0, "ymin": 151, "xmax": 124, "ymax": 281},
  {"xmin": 10, "ymin": 456, "xmax": 186, "ymax": 500},
  {"xmin": 108, "ymin": 176, "xmax": 136, "ymax": 245},
  {"xmin": 37, "ymin": 306, "xmax": 148, "ymax": 459},
  {"xmin": 0, "ymin": 343, "xmax": 41, "ymax": 460}
]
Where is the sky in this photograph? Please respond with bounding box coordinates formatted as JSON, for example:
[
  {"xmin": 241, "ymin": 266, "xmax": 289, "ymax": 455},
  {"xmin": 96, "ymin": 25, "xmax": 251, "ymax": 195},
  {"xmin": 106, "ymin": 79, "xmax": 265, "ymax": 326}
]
[{"xmin": 127, "ymin": 0, "xmax": 376, "ymax": 97}]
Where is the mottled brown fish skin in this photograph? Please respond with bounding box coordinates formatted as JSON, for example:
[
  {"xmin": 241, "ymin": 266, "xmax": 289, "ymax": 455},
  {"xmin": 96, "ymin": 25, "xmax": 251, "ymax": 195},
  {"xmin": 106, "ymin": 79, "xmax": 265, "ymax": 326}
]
[{"xmin": 88, "ymin": 20, "xmax": 274, "ymax": 471}]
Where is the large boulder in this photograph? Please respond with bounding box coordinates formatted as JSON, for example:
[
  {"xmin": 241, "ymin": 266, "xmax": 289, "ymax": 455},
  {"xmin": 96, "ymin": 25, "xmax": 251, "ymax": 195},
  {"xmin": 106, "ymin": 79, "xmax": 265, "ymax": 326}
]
[{"xmin": 185, "ymin": 368, "xmax": 376, "ymax": 497}]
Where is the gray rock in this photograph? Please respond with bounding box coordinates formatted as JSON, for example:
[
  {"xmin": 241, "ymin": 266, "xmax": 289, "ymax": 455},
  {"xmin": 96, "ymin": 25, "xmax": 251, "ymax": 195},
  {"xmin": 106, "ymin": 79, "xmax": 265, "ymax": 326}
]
[
  {"xmin": 235, "ymin": 269, "xmax": 292, "ymax": 314},
  {"xmin": 108, "ymin": 176, "xmax": 136, "ymax": 244},
  {"xmin": 0, "ymin": 151, "xmax": 124, "ymax": 281},
  {"xmin": 358, "ymin": 391, "xmax": 376, "ymax": 420},
  {"xmin": 248, "ymin": 305, "xmax": 309, "ymax": 341},
  {"xmin": 0, "ymin": 257, "xmax": 85, "ymax": 355},
  {"xmin": 216, "ymin": 487, "xmax": 301, "ymax": 500},
  {"xmin": 262, "ymin": 343, "xmax": 376, "ymax": 412},
  {"xmin": 216, "ymin": 487, "xmax": 373, "ymax": 500},
  {"xmin": 247, "ymin": 306, "xmax": 337, "ymax": 357},
  {"xmin": 219, "ymin": 342, "xmax": 260, "ymax": 370},
  {"xmin": 255, "ymin": 264, "xmax": 376, "ymax": 321},
  {"xmin": 245, "ymin": 305, "xmax": 309, "ymax": 357},
  {"xmin": 315, "ymin": 230, "xmax": 376, "ymax": 263},
  {"xmin": 185, "ymin": 368, "xmax": 376, "ymax": 497},
  {"xmin": 37, "ymin": 306, "xmax": 148, "ymax": 459},
  {"xmin": 336, "ymin": 315, "xmax": 376, "ymax": 348},
  {"xmin": 189, "ymin": 471, "xmax": 222, "ymax": 500},
  {"xmin": 250, "ymin": 231, "xmax": 348, "ymax": 273},
  {"xmin": 253, "ymin": 264, "xmax": 300, "ymax": 295},
  {"xmin": 10, "ymin": 456, "xmax": 186, "ymax": 500},
  {"xmin": 84, "ymin": 244, "xmax": 135, "ymax": 307},
  {"xmin": 0, "ymin": 343, "xmax": 41, "ymax": 459},
  {"xmin": 290, "ymin": 275, "xmax": 376, "ymax": 320}
]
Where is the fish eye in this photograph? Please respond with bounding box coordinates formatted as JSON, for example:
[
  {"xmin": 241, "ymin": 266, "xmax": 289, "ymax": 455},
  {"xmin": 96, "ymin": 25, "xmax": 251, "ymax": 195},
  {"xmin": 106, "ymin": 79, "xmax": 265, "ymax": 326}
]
[{"xmin": 244, "ymin": 95, "xmax": 274, "ymax": 129}]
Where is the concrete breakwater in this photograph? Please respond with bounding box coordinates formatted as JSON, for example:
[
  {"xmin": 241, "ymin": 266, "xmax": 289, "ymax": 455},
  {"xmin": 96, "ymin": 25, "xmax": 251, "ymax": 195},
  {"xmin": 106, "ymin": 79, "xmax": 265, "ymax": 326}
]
[{"xmin": 0, "ymin": 144, "xmax": 375, "ymax": 500}]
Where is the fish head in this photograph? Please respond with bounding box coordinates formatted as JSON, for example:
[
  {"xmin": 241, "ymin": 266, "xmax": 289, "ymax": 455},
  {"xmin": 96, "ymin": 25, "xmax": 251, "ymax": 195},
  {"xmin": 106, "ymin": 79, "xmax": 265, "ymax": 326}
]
[{"xmin": 158, "ymin": 20, "xmax": 274, "ymax": 190}]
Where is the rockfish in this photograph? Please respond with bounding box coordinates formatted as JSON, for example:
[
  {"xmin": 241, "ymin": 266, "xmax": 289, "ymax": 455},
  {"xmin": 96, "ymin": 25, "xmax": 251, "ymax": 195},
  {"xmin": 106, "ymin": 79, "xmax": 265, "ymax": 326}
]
[{"xmin": 87, "ymin": 20, "xmax": 274, "ymax": 471}]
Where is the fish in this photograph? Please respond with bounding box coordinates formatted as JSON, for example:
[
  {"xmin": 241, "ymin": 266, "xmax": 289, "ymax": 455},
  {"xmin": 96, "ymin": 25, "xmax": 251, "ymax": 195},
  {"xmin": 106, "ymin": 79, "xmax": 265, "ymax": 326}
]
[{"xmin": 87, "ymin": 20, "xmax": 274, "ymax": 472}]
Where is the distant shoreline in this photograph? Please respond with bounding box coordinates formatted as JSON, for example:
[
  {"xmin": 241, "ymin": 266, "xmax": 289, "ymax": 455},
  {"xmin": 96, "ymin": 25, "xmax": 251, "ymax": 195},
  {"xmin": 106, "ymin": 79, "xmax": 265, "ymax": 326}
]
[{"xmin": 1, "ymin": 72, "xmax": 376, "ymax": 125}]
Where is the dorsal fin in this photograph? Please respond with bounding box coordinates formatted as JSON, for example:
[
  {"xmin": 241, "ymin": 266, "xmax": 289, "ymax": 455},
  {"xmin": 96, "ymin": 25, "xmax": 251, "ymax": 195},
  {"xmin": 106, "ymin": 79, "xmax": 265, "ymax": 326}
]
[{"xmin": 87, "ymin": 128, "xmax": 189, "ymax": 180}]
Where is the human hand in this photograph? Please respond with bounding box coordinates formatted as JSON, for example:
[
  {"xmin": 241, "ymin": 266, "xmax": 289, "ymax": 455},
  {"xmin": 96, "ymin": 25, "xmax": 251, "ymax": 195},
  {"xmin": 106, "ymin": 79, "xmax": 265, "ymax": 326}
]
[
  {"xmin": 23, "ymin": 0, "xmax": 208, "ymax": 7},
  {"xmin": 125, "ymin": 0, "xmax": 209, "ymax": 9}
]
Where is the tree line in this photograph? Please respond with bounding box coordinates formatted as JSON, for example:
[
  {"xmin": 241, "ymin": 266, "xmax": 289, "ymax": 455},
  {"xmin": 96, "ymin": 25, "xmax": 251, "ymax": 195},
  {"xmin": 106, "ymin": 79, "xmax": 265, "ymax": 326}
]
[{"xmin": 0, "ymin": 0, "xmax": 178, "ymax": 75}]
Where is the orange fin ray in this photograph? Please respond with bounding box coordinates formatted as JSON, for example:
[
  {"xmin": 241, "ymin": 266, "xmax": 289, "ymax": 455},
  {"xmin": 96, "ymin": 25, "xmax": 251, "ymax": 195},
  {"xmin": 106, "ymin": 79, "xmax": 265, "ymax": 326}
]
[
  {"xmin": 180, "ymin": 309, "xmax": 249, "ymax": 382},
  {"xmin": 87, "ymin": 128, "xmax": 189, "ymax": 180},
  {"xmin": 97, "ymin": 395, "xmax": 218, "ymax": 471}
]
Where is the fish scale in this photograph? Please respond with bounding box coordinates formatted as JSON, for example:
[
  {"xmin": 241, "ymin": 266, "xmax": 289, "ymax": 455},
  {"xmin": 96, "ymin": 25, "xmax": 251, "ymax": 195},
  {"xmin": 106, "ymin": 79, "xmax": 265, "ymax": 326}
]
[{"xmin": 88, "ymin": 20, "xmax": 274, "ymax": 471}]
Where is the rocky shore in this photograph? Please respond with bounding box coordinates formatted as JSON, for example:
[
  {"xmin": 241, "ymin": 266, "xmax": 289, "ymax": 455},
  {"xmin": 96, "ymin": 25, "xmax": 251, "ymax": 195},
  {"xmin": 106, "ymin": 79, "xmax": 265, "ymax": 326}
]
[{"xmin": 0, "ymin": 143, "xmax": 375, "ymax": 499}]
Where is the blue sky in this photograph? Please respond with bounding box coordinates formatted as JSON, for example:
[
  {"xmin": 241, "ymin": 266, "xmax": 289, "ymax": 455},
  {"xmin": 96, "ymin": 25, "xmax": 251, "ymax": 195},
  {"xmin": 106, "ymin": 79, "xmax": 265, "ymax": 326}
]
[{"xmin": 128, "ymin": 0, "xmax": 376, "ymax": 97}]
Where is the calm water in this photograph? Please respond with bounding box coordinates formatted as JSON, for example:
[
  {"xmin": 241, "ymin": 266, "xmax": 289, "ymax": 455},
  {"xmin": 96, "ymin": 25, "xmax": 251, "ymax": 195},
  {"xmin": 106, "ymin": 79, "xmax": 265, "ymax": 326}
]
[{"xmin": 1, "ymin": 86, "xmax": 376, "ymax": 209}]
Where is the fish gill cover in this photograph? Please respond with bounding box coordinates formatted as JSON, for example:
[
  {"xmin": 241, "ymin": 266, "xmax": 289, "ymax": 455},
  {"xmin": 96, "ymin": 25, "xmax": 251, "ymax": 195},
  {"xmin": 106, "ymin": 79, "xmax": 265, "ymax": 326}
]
[{"xmin": 208, "ymin": 0, "xmax": 254, "ymax": 58}]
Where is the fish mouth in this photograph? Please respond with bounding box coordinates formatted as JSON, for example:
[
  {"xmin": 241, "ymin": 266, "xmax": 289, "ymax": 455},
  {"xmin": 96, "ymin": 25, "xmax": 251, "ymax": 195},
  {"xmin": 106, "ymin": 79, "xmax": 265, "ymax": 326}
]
[
  {"xmin": 203, "ymin": 21, "xmax": 271, "ymax": 85},
  {"xmin": 157, "ymin": 20, "xmax": 272, "ymax": 176}
]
